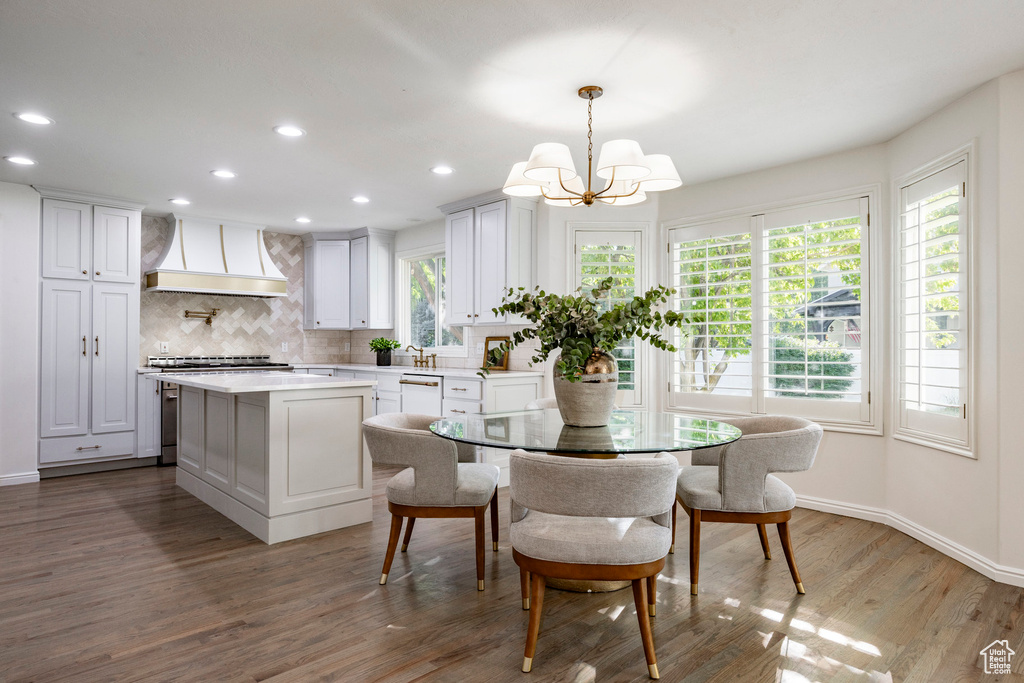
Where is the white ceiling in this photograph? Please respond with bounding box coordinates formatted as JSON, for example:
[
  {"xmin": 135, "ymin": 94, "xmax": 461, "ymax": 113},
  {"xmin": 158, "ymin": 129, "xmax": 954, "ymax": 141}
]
[{"xmin": 2, "ymin": 0, "xmax": 1023, "ymax": 233}]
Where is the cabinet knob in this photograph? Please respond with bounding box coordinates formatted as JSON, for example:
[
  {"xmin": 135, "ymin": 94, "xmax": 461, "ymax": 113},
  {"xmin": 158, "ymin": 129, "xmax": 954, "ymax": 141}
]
[
  {"xmin": 95, "ymin": 271, "xmax": 100, "ymax": 276},
  {"xmin": 467, "ymin": 314, "xmax": 471, "ymax": 319},
  {"xmin": 474, "ymin": 314, "xmax": 479, "ymax": 317},
  {"xmin": 361, "ymin": 320, "xmax": 366, "ymax": 324},
  {"xmin": 316, "ymin": 321, "xmax": 320, "ymax": 325},
  {"xmin": 82, "ymin": 270, "xmax": 87, "ymax": 274}
]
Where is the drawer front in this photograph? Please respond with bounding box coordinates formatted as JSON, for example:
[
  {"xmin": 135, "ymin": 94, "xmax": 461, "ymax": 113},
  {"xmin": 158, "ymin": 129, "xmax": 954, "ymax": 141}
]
[
  {"xmin": 376, "ymin": 374, "xmax": 401, "ymax": 393},
  {"xmin": 333, "ymin": 370, "xmax": 355, "ymax": 380},
  {"xmin": 444, "ymin": 378, "xmax": 482, "ymax": 401},
  {"xmin": 39, "ymin": 431, "xmax": 136, "ymax": 465},
  {"xmin": 352, "ymin": 372, "xmax": 376, "ymax": 381},
  {"xmin": 307, "ymin": 368, "xmax": 335, "ymax": 376},
  {"xmin": 441, "ymin": 398, "xmax": 482, "ymax": 418}
]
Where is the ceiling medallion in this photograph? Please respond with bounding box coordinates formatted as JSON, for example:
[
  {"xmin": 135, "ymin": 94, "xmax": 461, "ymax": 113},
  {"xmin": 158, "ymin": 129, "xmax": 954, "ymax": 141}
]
[{"xmin": 503, "ymin": 85, "xmax": 681, "ymax": 206}]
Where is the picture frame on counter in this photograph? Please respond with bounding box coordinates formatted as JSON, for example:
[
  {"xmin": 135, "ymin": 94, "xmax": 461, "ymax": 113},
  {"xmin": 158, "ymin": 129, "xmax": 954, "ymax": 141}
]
[{"xmin": 482, "ymin": 336, "xmax": 510, "ymax": 371}]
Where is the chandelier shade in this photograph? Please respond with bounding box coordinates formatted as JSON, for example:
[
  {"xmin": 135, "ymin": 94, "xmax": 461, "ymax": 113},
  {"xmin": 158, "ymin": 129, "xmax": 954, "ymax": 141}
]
[
  {"xmin": 524, "ymin": 143, "xmax": 578, "ymax": 183},
  {"xmin": 503, "ymin": 85, "xmax": 680, "ymax": 207},
  {"xmin": 596, "ymin": 139, "xmax": 650, "ymax": 181}
]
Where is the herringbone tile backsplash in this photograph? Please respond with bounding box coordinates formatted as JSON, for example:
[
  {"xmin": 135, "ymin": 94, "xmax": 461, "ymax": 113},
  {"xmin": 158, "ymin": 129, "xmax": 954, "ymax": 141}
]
[{"xmin": 139, "ymin": 216, "xmax": 350, "ymax": 365}]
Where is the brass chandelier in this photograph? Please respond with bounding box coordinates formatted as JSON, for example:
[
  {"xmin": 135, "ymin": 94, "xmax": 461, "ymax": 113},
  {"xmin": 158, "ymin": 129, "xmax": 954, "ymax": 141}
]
[{"xmin": 502, "ymin": 85, "xmax": 681, "ymax": 206}]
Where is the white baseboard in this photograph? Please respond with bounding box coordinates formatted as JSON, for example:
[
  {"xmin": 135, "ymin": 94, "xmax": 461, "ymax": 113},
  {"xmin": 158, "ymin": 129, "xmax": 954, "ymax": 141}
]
[
  {"xmin": 797, "ymin": 494, "xmax": 1024, "ymax": 588},
  {"xmin": 0, "ymin": 471, "xmax": 40, "ymax": 486}
]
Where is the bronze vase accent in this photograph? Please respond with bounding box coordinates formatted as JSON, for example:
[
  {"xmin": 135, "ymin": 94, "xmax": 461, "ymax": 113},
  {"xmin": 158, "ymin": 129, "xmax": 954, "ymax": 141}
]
[{"xmin": 552, "ymin": 349, "xmax": 618, "ymax": 427}]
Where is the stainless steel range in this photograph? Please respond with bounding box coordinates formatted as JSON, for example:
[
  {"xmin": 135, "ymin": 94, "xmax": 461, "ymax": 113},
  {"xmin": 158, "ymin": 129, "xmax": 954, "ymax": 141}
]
[{"xmin": 150, "ymin": 355, "xmax": 294, "ymax": 465}]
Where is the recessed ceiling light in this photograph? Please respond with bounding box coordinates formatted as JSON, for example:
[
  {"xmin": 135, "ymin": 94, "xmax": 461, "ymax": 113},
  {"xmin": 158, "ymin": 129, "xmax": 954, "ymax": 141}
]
[
  {"xmin": 352, "ymin": 196, "xmax": 370, "ymax": 204},
  {"xmin": 5, "ymin": 156, "xmax": 36, "ymax": 165},
  {"xmin": 211, "ymin": 169, "xmax": 236, "ymax": 178},
  {"xmin": 295, "ymin": 217, "xmax": 311, "ymax": 223},
  {"xmin": 170, "ymin": 198, "xmax": 191, "ymax": 205},
  {"xmin": 430, "ymin": 165, "xmax": 454, "ymax": 175},
  {"xmin": 14, "ymin": 112, "xmax": 54, "ymax": 125},
  {"xmin": 274, "ymin": 125, "xmax": 306, "ymax": 137}
]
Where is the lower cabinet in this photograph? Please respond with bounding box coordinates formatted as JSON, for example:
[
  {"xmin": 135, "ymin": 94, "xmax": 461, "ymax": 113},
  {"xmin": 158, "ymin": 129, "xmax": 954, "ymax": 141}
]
[{"xmin": 135, "ymin": 374, "xmax": 160, "ymax": 459}]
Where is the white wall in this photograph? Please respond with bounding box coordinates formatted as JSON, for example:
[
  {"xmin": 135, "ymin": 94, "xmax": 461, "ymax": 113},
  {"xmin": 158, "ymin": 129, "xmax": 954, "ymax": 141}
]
[
  {"xmin": 394, "ymin": 218, "xmax": 445, "ymax": 254},
  {"xmin": 0, "ymin": 182, "xmax": 40, "ymax": 485}
]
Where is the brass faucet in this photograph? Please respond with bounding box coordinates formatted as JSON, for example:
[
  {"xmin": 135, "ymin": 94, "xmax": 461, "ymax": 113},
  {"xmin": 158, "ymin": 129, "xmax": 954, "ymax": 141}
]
[{"xmin": 406, "ymin": 345, "xmax": 429, "ymax": 368}]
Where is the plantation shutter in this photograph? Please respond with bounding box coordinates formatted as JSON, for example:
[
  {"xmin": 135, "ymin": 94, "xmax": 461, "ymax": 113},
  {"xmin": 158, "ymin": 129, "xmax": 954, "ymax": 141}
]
[
  {"xmin": 761, "ymin": 197, "xmax": 870, "ymax": 423},
  {"xmin": 897, "ymin": 161, "xmax": 969, "ymax": 449},
  {"xmin": 668, "ymin": 216, "xmax": 755, "ymax": 414},
  {"xmin": 574, "ymin": 229, "xmax": 642, "ymax": 407}
]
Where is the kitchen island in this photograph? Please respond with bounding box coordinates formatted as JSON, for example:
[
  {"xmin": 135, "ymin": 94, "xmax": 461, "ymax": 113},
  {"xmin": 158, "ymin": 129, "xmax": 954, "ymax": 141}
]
[{"xmin": 159, "ymin": 372, "xmax": 375, "ymax": 544}]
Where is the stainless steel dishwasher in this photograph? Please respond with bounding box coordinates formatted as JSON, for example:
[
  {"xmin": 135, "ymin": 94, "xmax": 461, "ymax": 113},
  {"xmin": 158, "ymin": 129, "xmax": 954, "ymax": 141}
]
[{"xmin": 399, "ymin": 374, "xmax": 443, "ymax": 416}]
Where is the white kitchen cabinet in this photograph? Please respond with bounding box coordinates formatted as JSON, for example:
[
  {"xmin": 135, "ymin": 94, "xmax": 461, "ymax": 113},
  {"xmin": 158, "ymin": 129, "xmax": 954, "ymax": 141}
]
[
  {"xmin": 37, "ymin": 189, "xmax": 143, "ymax": 467},
  {"xmin": 375, "ymin": 373, "xmax": 402, "ymax": 415},
  {"xmin": 440, "ymin": 191, "xmax": 536, "ymax": 325},
  {"xmin": 303, "ymin": 229, "xmax": 394, "ymax": 330},
  {"xmin": 135, "ymin": 374, "xmax": 160, "ymax": 459}
]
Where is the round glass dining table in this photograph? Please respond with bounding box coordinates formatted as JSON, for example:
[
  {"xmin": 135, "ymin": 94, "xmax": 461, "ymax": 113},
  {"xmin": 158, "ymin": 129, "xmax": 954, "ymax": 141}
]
[{"xmin": 429, "ymin": 409, "xmax": 742, "ymax": 457}]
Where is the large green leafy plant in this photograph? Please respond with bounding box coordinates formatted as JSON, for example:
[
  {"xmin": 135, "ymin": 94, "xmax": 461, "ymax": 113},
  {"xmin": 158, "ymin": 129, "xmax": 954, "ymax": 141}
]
[{"xmin": 484, "ymin": 277, "xmax": 687, "ymax": 382}]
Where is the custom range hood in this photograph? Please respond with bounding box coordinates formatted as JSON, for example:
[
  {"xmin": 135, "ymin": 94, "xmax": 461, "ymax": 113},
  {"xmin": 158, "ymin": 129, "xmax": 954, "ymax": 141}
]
[{"xmin": 145, "ymin": 214, "xmax": 288, "ymax": 297}]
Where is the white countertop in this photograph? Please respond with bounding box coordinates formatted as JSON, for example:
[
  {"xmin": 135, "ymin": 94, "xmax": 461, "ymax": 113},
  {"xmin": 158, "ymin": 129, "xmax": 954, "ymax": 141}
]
[
  {"xmin": 294, "ymin": 363, "xmax": 543, "ymax": 380},
  {"xmin": 152, "ymin": 371, "xmax": 376, "ymax": 393}
]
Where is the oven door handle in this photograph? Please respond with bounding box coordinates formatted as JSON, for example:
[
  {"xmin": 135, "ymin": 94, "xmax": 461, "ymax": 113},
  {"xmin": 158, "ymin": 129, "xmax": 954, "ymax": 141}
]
[{"xmin": 164, "ymin": 394, "xmax": 178, "ymax": 401}]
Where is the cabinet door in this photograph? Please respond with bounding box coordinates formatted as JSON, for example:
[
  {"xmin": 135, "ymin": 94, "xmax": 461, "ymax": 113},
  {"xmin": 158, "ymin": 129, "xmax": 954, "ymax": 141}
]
[
  {"xmin": 314, "ymin": 240, "xmax": 350, "ymax": 329},
  {"xmin": 92, "ymin": 285, "xmax": 136, "ymax": 433},
  {"xmin": 40, "ymin": 281, "xmax": 91, "ymax": 437},
  {"xmin": 446, "ymin": 209, "xmax": 475, "ymax": 324},
  {"xmin": 475, "ymin": 200, "xmax": 507, "ymax": 324},
  {"xmin": 349, "ymin": 236, "xmax": 368, "ymax": 329},
  {"xmin": 136, "ymin": 374, "xmax": 160, "ymax": 458},
  {"xmin": 42, "ymin": 199, "xmax": 91, "ymax": 280},
  {"xmin": 302, "ymin": 242, "xmax": 316, "ymax": 329},
  {"xmin": 376, "ymin": 391, "xmax": 401, "ymax": 415},
  {"xmin": 367, "ymin": 235, "xmax": 393, "ymax": 328},
  {"xmin": 92, "ymin": 206, "xmax": 139, "ymax": 284}
]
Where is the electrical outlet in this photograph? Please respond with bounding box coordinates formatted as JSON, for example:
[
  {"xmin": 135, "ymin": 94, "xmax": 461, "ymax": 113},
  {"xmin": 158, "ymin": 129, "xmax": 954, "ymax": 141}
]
[
  {"xmin": 476, "ymin": 342, "xmax": 484, "ymax": 354},
  {"xmin": 281, "ymin": 341, "xmax": 288, "ymax": 353},
  {"xmin": 344, "ymin": 342, "xmax": 351, "ymax": 351},
  {"xmin": 158, "ymin": 341, "xmax": 169, "ymax": 354}
]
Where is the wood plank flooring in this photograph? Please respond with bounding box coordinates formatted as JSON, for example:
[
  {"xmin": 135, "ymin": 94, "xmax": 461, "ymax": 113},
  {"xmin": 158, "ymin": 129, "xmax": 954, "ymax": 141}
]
[{"xmin": 1, "ymin": 466, "xmax": 1022, "ymax": 682}]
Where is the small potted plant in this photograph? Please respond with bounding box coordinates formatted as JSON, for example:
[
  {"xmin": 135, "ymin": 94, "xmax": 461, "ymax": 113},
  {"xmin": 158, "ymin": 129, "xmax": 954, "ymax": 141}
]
[
  {"xmin": 369, "ymin": 337, "xmax": 401, "ymax": 366},
  {"xmin": 483, "ymin": 277, "xmax": 687, "ymax": 427}
]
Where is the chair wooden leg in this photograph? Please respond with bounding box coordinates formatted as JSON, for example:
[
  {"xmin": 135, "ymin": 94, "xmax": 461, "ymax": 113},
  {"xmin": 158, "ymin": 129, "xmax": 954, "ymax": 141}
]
[
  {"xmin": 380, "ymin": 514, "xmax": 403, "ymax": 585},
  {"xmin": 523, "ymin": 573, "xmax": 546, "ymax": 672},
  {"xmin": 689, "ymin": 508, "xmax": 701, "ymax": 595},
  {"xmin": 757, "ymin": 523, "xmax": 771, "ymax": 560},
  {"xmin": 631, "ymin": 578, "xmax": 659, "ymax": 679},
  {"xmin": 777, "ymin": 521, "xmax": 804, "ymax": 594},
  {"xmin": 474, "ymin": 506, "xmax": 486, "ymax": 590},
  {"xmin": 670, "ymin": 502, "xmax": 676, "ymax": 554},
  {"xmin": 400, "ymin": 517, "xmax": 415, "ymax": 552},
  {"xmin": 646, "ymin": 574, "xmax": 657, "ymax": 617},
  {"xmin": 520, "ymin": 567, "xmax": 531, "ymax": 610},
  {"xmin": 489, "ymin": 491, "xmax": 499, "ymax": 551}
]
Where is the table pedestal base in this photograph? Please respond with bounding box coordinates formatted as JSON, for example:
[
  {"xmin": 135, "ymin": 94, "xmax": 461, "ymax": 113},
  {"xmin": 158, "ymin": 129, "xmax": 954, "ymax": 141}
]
[{"xmin": 546, "ymin": 577, "xmax": 630, "ymax": 592}]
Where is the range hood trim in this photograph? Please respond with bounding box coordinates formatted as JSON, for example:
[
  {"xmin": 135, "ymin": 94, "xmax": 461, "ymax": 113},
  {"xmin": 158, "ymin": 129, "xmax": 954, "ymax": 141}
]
[{"xmin": 146, "ymin": 214, "xmax": 288, "ymax": 298}]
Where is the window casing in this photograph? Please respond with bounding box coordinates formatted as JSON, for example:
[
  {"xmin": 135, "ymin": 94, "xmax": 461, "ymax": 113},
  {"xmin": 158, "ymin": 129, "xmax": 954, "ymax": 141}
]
[
  {"xmin": 668, "ymin": 195, "xmax": 874, "ymax": 431},
  {"xmin": 895, "ymin": 156, "xmax": 971, "ymax": 455},
  {"xmin": 397, "ymin": 250, "xmax": 464, "ymax": 352}
]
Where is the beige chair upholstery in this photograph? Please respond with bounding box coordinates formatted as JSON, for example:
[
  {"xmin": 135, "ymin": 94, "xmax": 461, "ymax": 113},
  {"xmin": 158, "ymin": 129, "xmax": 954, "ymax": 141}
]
[
  {"xmin": 509, "ymin": 449, "xmax": 678, "ymax": 679},
  {"xmin": 673, "ymin": 415, "xmax": 822, "ymax": 595},
  {"xmin": 362, "ymin": 413, "xmax": 500, "ymax": 590}
]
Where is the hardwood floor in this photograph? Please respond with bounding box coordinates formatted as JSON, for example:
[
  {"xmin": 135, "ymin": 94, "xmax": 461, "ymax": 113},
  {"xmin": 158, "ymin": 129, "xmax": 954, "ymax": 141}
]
[{"xmin": 1, "ymin": 466, "xmax": 1022, "ymax": 682}]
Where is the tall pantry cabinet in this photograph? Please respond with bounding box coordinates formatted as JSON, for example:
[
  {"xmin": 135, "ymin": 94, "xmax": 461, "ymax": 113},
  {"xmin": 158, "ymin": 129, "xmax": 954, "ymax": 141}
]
[{"xmin": 37, "ymin": 189, "xmax": 143, "ymax": 467}]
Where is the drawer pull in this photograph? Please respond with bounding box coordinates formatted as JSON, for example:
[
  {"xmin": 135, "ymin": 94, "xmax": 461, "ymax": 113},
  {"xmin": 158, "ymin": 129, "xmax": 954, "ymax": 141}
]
[
  {"xmin": 82, "ymin": 336, "xmax": 87, "ymax": 356},
  {"xmin": 451, "ymin": 387, "xmax": 467, "ymax": 392},
  {"xmin": 95, "ymin": 336, "xmax": 99, "ymax": 357},
  {"xmin": 449, "ymin": 409, "xmax": 466, "ymax": 414},
  {"xmin": 399, "ymin": 379, "xmax": 439, "ymax": 387},
  {"xmin": 76, "ymin": 445, "xmax": 101, "ymax": 451}
]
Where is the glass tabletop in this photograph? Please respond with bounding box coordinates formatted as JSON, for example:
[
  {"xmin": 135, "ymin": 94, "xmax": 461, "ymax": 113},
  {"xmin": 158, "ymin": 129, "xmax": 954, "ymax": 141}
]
[{"xmin": 429, "ymin": 409, "xmax": 742, "ymax": 454}]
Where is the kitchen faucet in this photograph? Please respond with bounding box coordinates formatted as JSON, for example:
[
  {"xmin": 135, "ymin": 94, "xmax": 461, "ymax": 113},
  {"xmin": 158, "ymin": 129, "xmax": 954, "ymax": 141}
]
[{"xmin": 406, "ymin": 345, "xmax": 430, "ymax": 368}]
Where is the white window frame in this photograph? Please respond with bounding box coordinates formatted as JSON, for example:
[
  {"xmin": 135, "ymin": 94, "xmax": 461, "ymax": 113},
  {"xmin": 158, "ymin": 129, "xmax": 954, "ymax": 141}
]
[
  {"xmin": 892, "ymin": 145, "xmax": 974, "ymax": 457},
  {"xmin": 394, "ymin": 244, "xmax": 467, "ymax": 357},
  {"xmin": 567, "ymin": 222, "xmax": 653, "ymax": 409},
  {"xmin": 663, "ymin": 188, "xmax": 880, "ymax": 434}
]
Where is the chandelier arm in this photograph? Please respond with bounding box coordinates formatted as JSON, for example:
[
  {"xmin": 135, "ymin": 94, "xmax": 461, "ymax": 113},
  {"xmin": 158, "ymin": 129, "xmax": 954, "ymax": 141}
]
[
  {"xmin": 593, "ymin": 166, "xmax": 618, "ymax": 197},
  {"xmin": 556, "ymin": 168, "xmax": 583, "ymax": 197}
]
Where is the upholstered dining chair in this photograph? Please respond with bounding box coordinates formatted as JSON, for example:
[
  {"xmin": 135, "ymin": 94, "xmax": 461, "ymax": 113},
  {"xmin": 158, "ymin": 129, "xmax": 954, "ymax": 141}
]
[
  {"xmin": 672, "ymin": 415, "xmax": 822, "ymax": 596},
  {"xmin": 361, "ymin": 413, "xmax": 500, "ymax": 590},
  {"xmin": 509, "ymin": 449, "xmax": 678, "ymax": 679},
  {"xmin": 524, "ymin": 397, "xmax": 558, "ymax": 410}
]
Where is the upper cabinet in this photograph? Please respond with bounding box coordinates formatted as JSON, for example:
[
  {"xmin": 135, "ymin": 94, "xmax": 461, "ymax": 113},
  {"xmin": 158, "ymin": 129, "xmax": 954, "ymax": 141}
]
[
  {"xmin": 303, "ymin": 228, "xmax": 394, "ymax": 331},
  {"xmin": 440, "ymin": 192, "xmax": 537, "ymax": 326},
  {"xmin": 41, "ymin": 197, "xmax": 139, "ymax": 284}
]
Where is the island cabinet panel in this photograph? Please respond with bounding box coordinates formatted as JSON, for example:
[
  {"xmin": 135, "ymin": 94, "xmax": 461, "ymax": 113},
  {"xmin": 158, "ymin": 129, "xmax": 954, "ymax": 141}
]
[
  {"xmin": 234, "ymin": 396, "xmax": 268, "ymax": 510},
  {"xmin": 203, "ymin": 393, "xmax": 232, "ymax": 490},
  {"xmin": 177, "ymin": 386, "xmax": 204, "ymax": 473}
]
